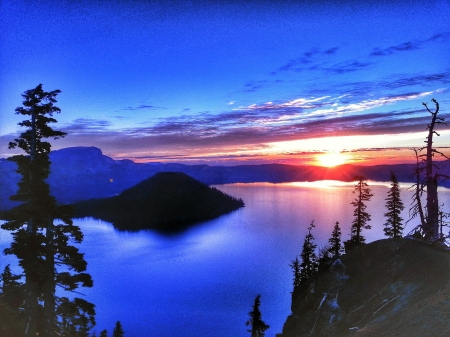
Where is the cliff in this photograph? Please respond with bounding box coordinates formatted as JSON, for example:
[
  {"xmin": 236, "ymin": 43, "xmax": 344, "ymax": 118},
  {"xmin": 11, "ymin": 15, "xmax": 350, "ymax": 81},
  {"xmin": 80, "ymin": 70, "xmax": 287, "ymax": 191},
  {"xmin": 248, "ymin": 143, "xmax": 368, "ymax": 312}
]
[{"xmin": 278, "ymin": 238, "xmax": 450, "ymax": 337}]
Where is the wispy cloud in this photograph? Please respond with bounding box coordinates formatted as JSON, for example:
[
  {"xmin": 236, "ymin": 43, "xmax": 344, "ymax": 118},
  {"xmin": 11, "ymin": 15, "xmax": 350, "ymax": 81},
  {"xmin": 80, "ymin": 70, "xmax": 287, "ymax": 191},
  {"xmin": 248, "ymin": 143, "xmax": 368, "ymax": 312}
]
[
  {"xmin": 121, "ymin": 104, "xmax": 166, "ymax": 111},
  {"xmin": 65, "ymin": 118, "xmax": 112, "ymax": 132},
  {"xmin": 326, "ymin": 60, "xmax": 373, "ymax": 74},
  {"xmin": 55, "ymin": 88, "xmax": 446, "ymax": 162},
  {"xmin": 309, "ymin": 70, "xmax": 450, "ymax": 98},
  {"xmin": 370, "ymin": 31, "xmax": 450, "ymax": 57},
  {"xmin": 274, "ymin": 47, "xmax": 339, "ymax": 74}
]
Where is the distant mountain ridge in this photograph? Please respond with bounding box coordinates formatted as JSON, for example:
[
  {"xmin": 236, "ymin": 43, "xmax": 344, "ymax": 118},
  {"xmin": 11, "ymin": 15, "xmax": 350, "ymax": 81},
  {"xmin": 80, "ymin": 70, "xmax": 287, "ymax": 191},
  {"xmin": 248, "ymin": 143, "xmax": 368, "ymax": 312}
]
[{"xmin": 1, "ymin": 146, "xmax": 449, "ymax": 210}]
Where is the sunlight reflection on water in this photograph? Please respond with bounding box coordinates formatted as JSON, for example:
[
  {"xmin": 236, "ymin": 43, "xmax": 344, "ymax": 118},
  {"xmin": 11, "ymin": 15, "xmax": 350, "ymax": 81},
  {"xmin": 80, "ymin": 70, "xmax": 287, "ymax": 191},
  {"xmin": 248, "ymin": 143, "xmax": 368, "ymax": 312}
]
[{"xmin": 2, "ymin": 182, "xmax": 450, "ymax": 336}]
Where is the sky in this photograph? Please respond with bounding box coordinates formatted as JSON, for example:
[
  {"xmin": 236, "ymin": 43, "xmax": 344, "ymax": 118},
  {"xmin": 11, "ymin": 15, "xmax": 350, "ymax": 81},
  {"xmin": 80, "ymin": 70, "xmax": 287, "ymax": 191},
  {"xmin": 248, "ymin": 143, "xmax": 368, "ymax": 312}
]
[{"xmin": 1, "ymin": 0, "xmax": 450, "ymax": 166}]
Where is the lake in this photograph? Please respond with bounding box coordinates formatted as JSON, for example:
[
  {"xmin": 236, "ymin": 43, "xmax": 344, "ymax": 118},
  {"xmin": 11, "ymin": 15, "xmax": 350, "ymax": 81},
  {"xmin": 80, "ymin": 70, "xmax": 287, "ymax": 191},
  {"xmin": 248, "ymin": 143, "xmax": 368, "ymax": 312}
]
[{"xmin": 1, "ymin": 181, "xmax": 450, "ymax": 336}]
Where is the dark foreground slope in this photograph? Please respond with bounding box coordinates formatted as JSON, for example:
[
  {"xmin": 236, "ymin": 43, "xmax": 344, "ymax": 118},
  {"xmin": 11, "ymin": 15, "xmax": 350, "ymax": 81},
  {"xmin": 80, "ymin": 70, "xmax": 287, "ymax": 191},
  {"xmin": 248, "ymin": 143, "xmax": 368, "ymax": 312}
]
[
  {"xmin": 73, "ymin": 172, "xmax": 244, "ymax": 231},
  {"xmin": 278, "ymin": 239, "xmax": 450, "ymax": 337}
]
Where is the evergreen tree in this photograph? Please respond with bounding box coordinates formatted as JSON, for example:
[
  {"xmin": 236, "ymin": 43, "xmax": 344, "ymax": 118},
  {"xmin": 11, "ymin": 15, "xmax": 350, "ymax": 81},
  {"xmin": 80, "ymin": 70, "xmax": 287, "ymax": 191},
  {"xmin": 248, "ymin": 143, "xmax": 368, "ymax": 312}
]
[
  {"xmin": 0, "ymin": 265, "xmax": 24, "ymax": 336},
  {"xmin": 245, "ymin": 295, "xmax": 269, "ymax": 337},
  {"xmin": 317, "ymin": 244, "xmax": 333, "ymax": 271},
  {"xmin": 99, "ymin": 330, "xmax": 108, "ymax": 337},
  {"xmin": 289, "ymin": 257, "xmax": 301, "ymax": 290},
  {"xmin": 328, "ymin": 221, "xmax": 344, "ymax": 257},
  {"xmin": 299, "ymin": 221, "xmax": 318, "ymax": 283},
  {"xmin": 384, "ymin": 172, "xmax": 405, "ymax": 238},
  {"xmin": 1, "ymin": 84, "xmax": 94, "ymax": 336},
  {"xmin": 113, "ymin": 321, "xmax": 124, "ymax": 337},
  {"xmin": 348, "ymin": 177, "xmax": 373, "ymax": 244},
  {"xmin": 1, "ymin": 265, "xmax": 23, "ymax": 310}
]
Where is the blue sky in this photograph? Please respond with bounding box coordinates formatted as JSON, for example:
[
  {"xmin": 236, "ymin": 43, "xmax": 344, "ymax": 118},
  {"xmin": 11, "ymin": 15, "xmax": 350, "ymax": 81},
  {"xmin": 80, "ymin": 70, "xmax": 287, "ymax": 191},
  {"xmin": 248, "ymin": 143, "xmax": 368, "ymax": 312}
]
[{"xmin": 1, "ymin": 0, "xmax": 449, "ymax": 165}]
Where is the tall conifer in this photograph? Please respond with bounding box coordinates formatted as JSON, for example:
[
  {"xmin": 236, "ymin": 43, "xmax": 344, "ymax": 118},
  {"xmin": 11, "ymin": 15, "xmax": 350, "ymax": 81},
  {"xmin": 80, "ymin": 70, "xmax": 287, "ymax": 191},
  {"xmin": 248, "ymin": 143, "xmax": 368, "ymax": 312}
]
[
  {"xmin": 289, "ymin": 257, "xmax": 301, "ymax": 290},
  {"xmin": 328, "ymin": 221, "xmax": 344, "ymax": 257},
  {"xmin": 2, "ymin": 84, "xmax": 94, "ymax": 336},
  {"xmin": 299, "ymin": 221, "xmax": 318, "ymax": 283},
  {"xmin": 384, "ymin": 172, "xmax": 405, "ymax": 238},
  {"xmin": 348, "ymin": 177, "xmax": 373, "ymax": 244},
  {"xmin": 246, "ymin": 295, "xmax": 269, "ymax": 337},
  {"xmin": 113, "ymin": 321, "xmax": 125, "ymax": 337}
]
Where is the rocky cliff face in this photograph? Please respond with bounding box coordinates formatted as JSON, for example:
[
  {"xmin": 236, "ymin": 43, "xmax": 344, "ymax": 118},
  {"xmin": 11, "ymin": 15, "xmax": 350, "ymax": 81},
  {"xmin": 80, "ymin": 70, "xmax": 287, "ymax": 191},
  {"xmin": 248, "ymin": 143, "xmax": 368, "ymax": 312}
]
[{"xmin": 278, "ymin": 239, "xmax": 450, "ymax": 337}]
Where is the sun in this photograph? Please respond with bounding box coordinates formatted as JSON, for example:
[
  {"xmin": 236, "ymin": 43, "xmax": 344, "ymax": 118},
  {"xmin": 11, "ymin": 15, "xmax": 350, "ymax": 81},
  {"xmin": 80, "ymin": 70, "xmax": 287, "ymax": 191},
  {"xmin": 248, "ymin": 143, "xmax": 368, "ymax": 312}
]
[{"xmin": 316, "ymin": 152, "xmax": 348, "ymax": 167}]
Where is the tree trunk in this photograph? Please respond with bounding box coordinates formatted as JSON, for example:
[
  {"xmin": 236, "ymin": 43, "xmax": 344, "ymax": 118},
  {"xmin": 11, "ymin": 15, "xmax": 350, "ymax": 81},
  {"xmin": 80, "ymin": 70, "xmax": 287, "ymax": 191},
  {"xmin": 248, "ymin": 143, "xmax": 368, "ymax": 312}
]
[
  {"xmin": 44, "ymin": 217, "xmax": 56, "ymax": 337},
  {"xmin": 425, "ymin": 105, "xmax": 440, "ymax": 241}
]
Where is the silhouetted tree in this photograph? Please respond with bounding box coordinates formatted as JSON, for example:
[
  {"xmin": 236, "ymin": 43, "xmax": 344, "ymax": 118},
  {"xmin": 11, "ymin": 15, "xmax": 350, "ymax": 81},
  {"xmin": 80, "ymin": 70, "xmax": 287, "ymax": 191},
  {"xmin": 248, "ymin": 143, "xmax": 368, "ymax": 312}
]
[
  {"xmin": 420, "ymin": 99, "xmax": 449, "ymax": 240},
  {"xmin": 317, "ymin": 244, "xmax": 333, "ymax": 271},
  {"xmin": 348, "ymin": 177, "xmax": 373, "ymax": 245},
  {"xmin": 246, "ymin": 295, "xmax": 269, "ymax": 337},
  {"xmin": 299, "ymin": 221, "xmax": 318, "ymax": 284},
  {"xmin": 384, "ymin": 172, "xmax": 405, "ymax": 238},
  {"xmin": 0, "ymin": 265, "xmax": 24, "ymax": 336},
  {"xmin": 113, "ymin": 321, "xmax": 124, "ymax": 337},
  {"xmin": 1, "ymin": 265, "xmax": 23, "ymax": 310},
  {"xmin": 99, "ymin": 330, "xmax": 108, "ymax": 337},
  {"xmin": 328, "ymin": 221, "xmax": 344, "ymax": 258},
  {"xmin": 1, "ymin": 84, "xmax": 94, "ymax": 336},
  {"xmin": 289, "ymin": 257, "xmax": 301, "ymax": 290},
  {"xmin": 408, "ymin": 148, "xmax": 426, "ymax": 237}
]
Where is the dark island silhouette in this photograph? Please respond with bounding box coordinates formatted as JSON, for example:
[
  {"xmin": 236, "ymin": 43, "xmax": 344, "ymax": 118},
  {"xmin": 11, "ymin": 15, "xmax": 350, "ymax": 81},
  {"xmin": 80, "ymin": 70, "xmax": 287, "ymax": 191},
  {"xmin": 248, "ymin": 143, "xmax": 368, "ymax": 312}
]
[{"xmin": 72, "ymin": 171, "xmax": 244, "ymax": 231}]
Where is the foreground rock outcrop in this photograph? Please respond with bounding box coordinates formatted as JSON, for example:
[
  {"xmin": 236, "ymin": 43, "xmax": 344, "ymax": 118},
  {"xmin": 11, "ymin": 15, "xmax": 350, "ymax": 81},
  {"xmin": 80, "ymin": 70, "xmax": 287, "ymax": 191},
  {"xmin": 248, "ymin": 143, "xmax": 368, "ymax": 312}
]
[{"xmin": 278, "ymin": 238, "xmax": 450, "ymax": 337}]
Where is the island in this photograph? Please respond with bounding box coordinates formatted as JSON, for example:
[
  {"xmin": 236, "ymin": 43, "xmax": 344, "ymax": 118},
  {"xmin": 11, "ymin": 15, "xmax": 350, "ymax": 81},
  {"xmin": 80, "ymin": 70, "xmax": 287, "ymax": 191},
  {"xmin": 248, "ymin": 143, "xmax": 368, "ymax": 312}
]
[{"xmin": 72, "ymin": 171, "xmax": 244, "ymax": 231}]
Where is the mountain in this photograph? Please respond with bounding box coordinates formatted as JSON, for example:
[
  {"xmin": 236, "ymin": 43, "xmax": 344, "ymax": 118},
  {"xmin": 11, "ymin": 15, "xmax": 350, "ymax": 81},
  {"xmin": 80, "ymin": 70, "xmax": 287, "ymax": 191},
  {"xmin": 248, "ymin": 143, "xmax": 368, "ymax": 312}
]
[
  {"xmin": 1, "ymin": 146, "xmax": 449, "ymax": 211},
  {"xmin": 277, "ymin": 238, "xmax": 450, "ymax": 337},
  {"xmin": 72, "ymin": 172, "xmax": 244, "ymax": 231}
]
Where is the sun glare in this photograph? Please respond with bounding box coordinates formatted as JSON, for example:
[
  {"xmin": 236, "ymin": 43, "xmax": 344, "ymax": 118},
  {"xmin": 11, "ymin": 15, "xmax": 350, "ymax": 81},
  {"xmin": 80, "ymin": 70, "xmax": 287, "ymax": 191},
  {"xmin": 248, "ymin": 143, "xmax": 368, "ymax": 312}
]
[{"xmin": 317, "ymin": 152, "xmax": 348, "ymax": 167}]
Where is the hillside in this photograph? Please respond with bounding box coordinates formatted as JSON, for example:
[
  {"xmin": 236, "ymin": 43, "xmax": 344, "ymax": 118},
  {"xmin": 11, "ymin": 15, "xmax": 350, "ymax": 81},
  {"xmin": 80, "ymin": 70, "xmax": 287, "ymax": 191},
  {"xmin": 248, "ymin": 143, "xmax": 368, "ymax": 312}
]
[
  {"xmin": 72, "ymin": 172, "xmax": 244, "ymax": 231},
  {"xmin": 2, "ymin": 146, "xmax": 445, "ymax": 211},
  {"xmin": 278, "ymin": 238, "xmax": 450, "ymax": 337}
]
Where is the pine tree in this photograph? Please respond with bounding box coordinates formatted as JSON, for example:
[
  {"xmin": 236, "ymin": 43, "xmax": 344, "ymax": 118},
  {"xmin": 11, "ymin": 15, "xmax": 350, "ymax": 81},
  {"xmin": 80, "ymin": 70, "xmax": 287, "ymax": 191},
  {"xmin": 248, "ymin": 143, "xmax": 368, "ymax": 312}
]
[
  {"xmin": 328, "ymin": 221, "xmax": 344, "ymax": 257},
  {"xmin": 317, "ymin": 244, "xmax": 333, "ymax": 271},
  {"xmin": 348, "ymin": 177, "xmax": 373, "ymax": 244},
  {"xmin": 113, "ymin": 321, "xmax": 125, "ymax": 337},
  {"xmin": 299, "ymin": 221, "xmax": 318, "ymax": 283},
  {"xmin": 289, "ymin": 257, "xmax": 301, "ymax": 290},
  {"xmin": 1, "ymin": 265, "xmax": 23, "ymax": 310},
  {"xmin": 0, "ymin": 265, "xmax": 24, "ymax": 336},
  {"xmin": 1, "ymin": 84, "xmax": 94, "ymax": 336},
  {"xmin": 384, "ymin": 172, "xmax": 405, "ymax": 238},
  {"xmin": 245, "ymin": 295, "xmax": 269, "ymax": 337},
  {"xmin": 99, "ymin": 330, "xmax": 108, "ymax": 337}
]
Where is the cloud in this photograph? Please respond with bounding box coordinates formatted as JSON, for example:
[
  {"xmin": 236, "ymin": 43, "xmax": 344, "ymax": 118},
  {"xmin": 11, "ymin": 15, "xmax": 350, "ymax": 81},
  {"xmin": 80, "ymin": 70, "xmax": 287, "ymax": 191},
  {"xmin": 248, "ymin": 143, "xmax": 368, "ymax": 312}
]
[
  {"xmin": 121, "ymin": 104, "xmax": 166, "ymax": 111},
  {"xmin": 64, "ymin": 118, "xmax": 112, "ymax": 132},
  {"xmin": 274, "ymin": 47, "xmax": 339, "ymax": 74},
  {"xmin": 370, "ymin": 31, "xmax": 450, "ymax": 57},
  {"xmin": 309, "ymin": 70, "xmax": 450, "ymax": 99},
  {"xmin": 326, "ymin": 60, "xmax": 373, "ymax": 74},
  {"xmin": 242, "ymin": 80, "xmax": 270, "ymax": 92},
  {"xmin": 52, "ymin": 88, "xmax": 448, "ymax": 163}
]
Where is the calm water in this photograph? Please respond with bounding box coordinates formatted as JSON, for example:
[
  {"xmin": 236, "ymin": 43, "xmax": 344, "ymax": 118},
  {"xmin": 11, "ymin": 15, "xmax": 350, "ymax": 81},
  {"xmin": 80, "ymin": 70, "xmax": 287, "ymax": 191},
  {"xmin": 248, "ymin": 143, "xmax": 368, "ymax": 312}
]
[{"xmin": 1, "ymin": 181, "xmax": 450, "ymax": 336}]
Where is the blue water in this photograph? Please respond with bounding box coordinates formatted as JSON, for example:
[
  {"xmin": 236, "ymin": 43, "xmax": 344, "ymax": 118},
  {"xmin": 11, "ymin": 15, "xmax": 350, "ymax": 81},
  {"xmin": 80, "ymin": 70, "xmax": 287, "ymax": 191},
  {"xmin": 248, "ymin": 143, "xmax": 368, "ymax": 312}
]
[{"xmin": 1, "ymin": 181, "xmax": 449, "ymax": 336}]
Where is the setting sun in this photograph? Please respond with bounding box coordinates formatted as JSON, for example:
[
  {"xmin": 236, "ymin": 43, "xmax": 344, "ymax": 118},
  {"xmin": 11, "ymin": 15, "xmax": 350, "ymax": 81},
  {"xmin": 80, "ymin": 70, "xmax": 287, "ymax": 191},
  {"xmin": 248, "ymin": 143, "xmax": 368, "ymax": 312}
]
[{"xmin": 317, "ymin": 152, "xmax": 348, "ymax": 167}]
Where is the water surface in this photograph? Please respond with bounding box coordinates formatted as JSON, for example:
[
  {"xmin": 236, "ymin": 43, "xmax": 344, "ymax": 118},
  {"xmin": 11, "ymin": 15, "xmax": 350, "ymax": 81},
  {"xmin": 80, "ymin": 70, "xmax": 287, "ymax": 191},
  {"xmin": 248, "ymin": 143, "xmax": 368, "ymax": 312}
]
[{"xmin": 2, "ymin": 181, "xmax": 449, "ymax": 336}]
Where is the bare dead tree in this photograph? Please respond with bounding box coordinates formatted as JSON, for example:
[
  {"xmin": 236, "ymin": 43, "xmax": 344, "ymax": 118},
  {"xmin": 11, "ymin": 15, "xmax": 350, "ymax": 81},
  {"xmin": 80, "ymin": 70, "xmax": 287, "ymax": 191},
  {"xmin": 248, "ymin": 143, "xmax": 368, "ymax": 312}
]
[
  {"xmin": 407, "ymin": 148, "xmax": 426, "ymax": 236},
  {"xmin": 415, "ymin": 99, "xmax": 450, "ymax": 241}
]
